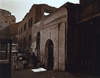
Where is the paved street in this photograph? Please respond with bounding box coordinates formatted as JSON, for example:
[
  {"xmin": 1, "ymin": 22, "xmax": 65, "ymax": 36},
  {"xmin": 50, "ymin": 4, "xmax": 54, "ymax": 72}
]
[{"xmin": 11, "ymin": 62, "xmax": 98, "ymax": 78}]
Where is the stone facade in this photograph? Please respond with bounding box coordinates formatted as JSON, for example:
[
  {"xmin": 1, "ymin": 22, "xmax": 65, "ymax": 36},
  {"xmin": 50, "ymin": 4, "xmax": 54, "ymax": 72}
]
[
  {"xmin": 18, "ymin": 0, "xmax": 100, "ymax": 74},
  {"xmin": 31, "ymin": 3, "xmax": 77, "ymax": 71},
  {"xmin": 31, "ymin": 6, "xmax": 67, "ymax": 70},
  {"xmin": 18, "ymin": 2, "xmax": 78, "ymax": 71},
  {"xmin": 0, "ymin": 9, "xmax": 16, "ymax": 31},
  {"xmin": 18, "ymin": 4, "xmax": 57, "ymax": 52}
]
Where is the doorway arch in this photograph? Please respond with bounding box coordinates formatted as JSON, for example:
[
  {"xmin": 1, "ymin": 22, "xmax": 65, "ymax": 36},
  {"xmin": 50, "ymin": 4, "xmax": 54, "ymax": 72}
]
[{"xmin": 45, "ymin": 39, "xmax": 54, "ymax": 70}]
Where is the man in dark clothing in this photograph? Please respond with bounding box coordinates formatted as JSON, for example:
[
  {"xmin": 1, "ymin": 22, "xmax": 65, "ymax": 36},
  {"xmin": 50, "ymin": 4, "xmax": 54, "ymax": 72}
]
[
  {"xmin": 32, "ymin": 52, "xmax": 38, "ymax": 68},
  {"xmin": 22, "ymin": 54, "xmax": 29, "ymax": 69}
]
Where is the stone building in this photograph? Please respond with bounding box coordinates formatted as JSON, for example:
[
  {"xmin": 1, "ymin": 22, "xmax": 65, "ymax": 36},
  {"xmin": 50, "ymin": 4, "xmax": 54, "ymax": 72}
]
[
  {"xmin": 0, "ymin": 9, "xmax": 16, "ymax": 31},
  {"xmin": 30, "ymin": 2, "xmax": 79, "ymax": 71},
  {"xmin": 17, "ymin": 2, "xmax": 77, "ymax": 71},
  {"xmin": 31, "ymin": 0, "xmax": 100, "ymax": 74},
  {"xmin": 18, "ymin": 4, "xmax": 57, "ymax": 53},
  {"xmin": 18, "ymin": 0, "xmax": 100, "ymax": 74},
  {"xmin": 31, "ymin": 6, "xmax": 68, "ymax": 71}
]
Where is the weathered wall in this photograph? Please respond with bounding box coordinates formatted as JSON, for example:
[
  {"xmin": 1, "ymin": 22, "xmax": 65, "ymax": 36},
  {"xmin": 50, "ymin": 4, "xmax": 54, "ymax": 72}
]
[
  {"xmin": 18, "ymin": 4, "xmax": 57, "ymax": 52},
  {"xmin": 18, "ymin": 3, "xmax": 68, "ymax": 71},
  {"xmin": 18, "ymin": 6, "xmax": 36, "ymax": 50},
  {"xmin": 40, "ymin": 24, "xmax": 59, "ymax": 70},
  {"xmin": 38, "ymin": 7, "xmax": 68, "ymax": 71}
]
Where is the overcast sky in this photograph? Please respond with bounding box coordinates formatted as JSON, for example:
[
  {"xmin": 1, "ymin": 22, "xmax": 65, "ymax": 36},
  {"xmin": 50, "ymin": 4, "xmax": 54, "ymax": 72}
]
[{"xmin": 0, "ymin": 0, "xmax": 79, "ymax": 22}]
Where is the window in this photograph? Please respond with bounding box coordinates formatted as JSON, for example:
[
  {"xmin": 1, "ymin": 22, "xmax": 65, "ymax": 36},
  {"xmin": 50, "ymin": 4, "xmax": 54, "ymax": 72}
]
[
  {"xmin": 30, "ymin": 17, "xmax": 33, "ymax": 27},
  {"xmin": 29, "ymin": 35, "xmax": 32, "ymax": 41},
  {"xmin": 24, "ymin": 23, "xmax": 26, "ymax": 31},
  {"xmin": 36, "ymin": 32, "xmax": 40, "ymax": 50},
  {"xmin": 23, "ymin": 37, "xmax": 26, "ymax": 48},
  {"xmin": 28, "ymin": 19, "xmax": 31, "ymax": 28},
  {"xmin": 44, "ymin": 12, "xmax": 50, "ymax": 16},
  {"xmin": 28, "ymin": 17, "xmax": 33, "ymax": 27},
  {"xmin": 19, "ymin": 30, "xmax": 20, "ymax": 35},
  {"xmin": 12, "ymin": 20, "xmax": 15, "ymax": 22},
  {"xmin": 21, "ymin": 28, "xmax": 22, "ymax": 34},
  {"xmin": 5, "ymin": 21, "xmax": 8, "ymax": 23},
  {"xmin": 28, "ymin": 35, "xmax": 32, "ymax": 46}
]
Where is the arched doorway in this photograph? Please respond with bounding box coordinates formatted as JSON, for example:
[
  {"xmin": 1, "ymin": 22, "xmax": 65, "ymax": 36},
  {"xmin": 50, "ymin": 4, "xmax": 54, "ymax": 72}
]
[{"xmin": 45, "ymin": 39, "xmax": 54, "ymax": 70}]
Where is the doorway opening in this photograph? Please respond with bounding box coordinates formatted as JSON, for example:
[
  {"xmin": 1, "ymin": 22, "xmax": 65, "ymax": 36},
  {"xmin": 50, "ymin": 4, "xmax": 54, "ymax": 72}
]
[{"xmin": 45, "ymin": 39, "xmax": 54, "ymax": 70}]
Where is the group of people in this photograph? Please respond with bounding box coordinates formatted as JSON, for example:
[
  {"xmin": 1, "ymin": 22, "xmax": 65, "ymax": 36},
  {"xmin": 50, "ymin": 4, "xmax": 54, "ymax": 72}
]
[
  {"xmin": 22, "ymin": 53, "xmax": 29, "ymax": 69},
  {"xmin": 22, "ymin": 49, "xmax": 38, "ymax": 69},
  {"xmin": 12, "ymin": 48, "xmax": 41, "ymax": 70}
]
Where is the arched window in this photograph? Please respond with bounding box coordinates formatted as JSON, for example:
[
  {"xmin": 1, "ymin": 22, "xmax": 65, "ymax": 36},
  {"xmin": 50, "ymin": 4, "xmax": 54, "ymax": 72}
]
[{"xmin": 36, "ymin": 32, "xmax": 40, "ymax": 59}]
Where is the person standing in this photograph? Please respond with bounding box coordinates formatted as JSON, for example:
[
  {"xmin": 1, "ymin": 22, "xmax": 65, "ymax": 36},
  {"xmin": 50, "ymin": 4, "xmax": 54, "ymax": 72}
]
[
  {"xmin": 13, "ymin": 54, "xmax": 18, "ymax": 70},
  {"xmin": 32, "ymin": 52, "xmax": 37, "ymax": 68},
  {"xmin": 22, "ymin": 53, "xmax": 28, "ymax": 69}
]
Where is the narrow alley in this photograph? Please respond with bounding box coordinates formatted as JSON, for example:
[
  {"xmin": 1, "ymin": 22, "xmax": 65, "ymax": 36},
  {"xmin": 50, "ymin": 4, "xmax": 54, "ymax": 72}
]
[{"xmin": 11, "ymin": 62, "xmax": 97, "ymax": 78}]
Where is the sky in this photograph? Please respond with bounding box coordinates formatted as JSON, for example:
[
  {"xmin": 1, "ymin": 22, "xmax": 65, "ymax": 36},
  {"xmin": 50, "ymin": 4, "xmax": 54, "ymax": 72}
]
[{"xmin": 0, "ymin": 0, "xmax": 79, "ymax": 22}]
